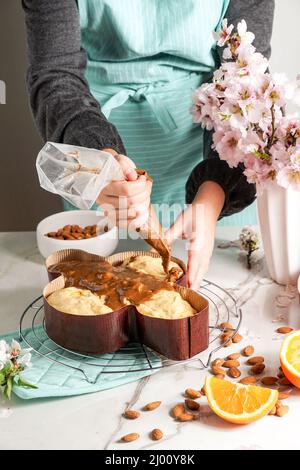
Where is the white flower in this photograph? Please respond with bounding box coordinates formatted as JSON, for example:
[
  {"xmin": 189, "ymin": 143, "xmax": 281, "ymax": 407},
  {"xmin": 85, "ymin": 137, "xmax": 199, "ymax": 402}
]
[
  {"xmin": 17, "ymin": 353, "xmax": 32, "ymax": 368},
  {"xmin": 237, "ymin": 19, "xmax": 255, "ymax": 45},
  {"xmin": 0, "ymin": 340, "xmax": 10, "ymax": 365},
  {"xmin": 239, "ymin": 226, "xmax": 260, "ymax": 251}
]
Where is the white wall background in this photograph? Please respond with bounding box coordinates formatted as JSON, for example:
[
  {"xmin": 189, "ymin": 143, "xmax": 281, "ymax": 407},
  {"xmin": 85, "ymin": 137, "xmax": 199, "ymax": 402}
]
[{"xmin": 270, "ymin": 0, "xmax": 300, "ymax": 112}]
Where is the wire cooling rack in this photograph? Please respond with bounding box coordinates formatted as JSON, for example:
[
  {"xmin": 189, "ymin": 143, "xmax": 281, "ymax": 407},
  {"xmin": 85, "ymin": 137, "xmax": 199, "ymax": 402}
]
[{"xmin": 19, "ymin": 279, "xmax": 242, "ymax": 384}]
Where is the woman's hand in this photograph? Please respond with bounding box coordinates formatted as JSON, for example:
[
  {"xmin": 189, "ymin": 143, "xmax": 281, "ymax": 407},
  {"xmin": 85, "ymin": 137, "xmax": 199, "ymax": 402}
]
[
  {"xmin": 97, "ymin": 149, "xmax": 153, "ymax": 229},
  {"xmin": 165, "ymin": 181, "xmax": 225, "ymax": 289}
]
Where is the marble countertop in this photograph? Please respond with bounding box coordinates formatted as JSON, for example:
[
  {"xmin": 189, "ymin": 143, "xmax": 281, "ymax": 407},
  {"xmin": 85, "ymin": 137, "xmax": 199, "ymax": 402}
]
[{"xmin": 0, "ymin": 228, "xmax": 299, "ymax": 450}]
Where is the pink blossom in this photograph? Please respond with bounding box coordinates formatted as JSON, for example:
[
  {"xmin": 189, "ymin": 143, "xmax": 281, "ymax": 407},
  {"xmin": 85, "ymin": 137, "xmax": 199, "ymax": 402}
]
[
  {"xmin": 237, "ymin": 19, "xmax": 255, "ymax": 45},
  {"xmin": 191, "ymin": 18, "xmax": 300, "ymax": 192},
  {"xmin": 214, "ymin": 129, "xmax": 244, "ymax": 167},
  {"xmin": 277, "ymin": 166, "xmax": 300, "ymax": 191},
  {"xmin": 214, "ymin": 19, "xmax": 234, "ymax": 47}
]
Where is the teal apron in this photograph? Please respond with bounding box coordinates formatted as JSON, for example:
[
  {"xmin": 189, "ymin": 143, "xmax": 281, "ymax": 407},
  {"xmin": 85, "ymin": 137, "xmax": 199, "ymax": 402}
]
[{"xmin": 67, "ymin": 0, "xmax": 256, "ymax": 226}]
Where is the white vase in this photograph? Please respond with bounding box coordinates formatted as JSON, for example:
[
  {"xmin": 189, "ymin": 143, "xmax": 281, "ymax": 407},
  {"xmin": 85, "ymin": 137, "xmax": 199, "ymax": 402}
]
[{"xmin": 257, "ymin": 185, "xmax": 300, "ymax": 285}]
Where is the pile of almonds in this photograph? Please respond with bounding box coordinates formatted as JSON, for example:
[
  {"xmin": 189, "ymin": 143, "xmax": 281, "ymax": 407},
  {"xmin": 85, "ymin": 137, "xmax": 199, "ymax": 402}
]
[
  {"xmin": 46, "ymin": 224, "xmax": 106, "ymax": 240},
  {"xmin": 120, "ymin": 323, "xmax": 294, "ymax": 442},
  {"xmin": 210, "ymin": 322, "xmax": 294, "ymax": 417}
]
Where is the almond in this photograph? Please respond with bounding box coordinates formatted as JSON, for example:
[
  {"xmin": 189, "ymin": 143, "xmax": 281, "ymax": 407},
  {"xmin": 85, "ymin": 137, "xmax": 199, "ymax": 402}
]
[
  {"xmin": 143, "ymin": 401, "xmax": 161, "ymax": 411},
  {"xmin": 228, "ymin": 367, "xmax": 241, "ymax": 378},
  {"xmin": 247, "ymin": 356, "xmax": 265, "ymax": 365},
  {"xmin": 223, "ymin": 340, "xmax": 233, "ymax": 348},
  {"xmin": 276, "ymin": 326, "xmax": 294, "ymax": 334},
  {"xmin": 212, "ymin": 358, "xmax": 225, "ymax": 367},
  {"xmin": 185, "ymin": 388, "xmax": 201, "ymax": 399},
  {"xmin": 232, "ymin": 334, "xmax": 243, "ymax": 343},
  {"xmin": 278, "ymin": 377, "xmax": 292, "ymax": 386},
  {"xmin": 276, "ymin": 405, "xmax": 289, "ymax": 417},
  {"xmin": 239, "ymin": 376, "xmax": 258, "ymax": 385},
  {"xmin": 211, "ymin": 365, "xmax": 225, "ymax": 376},
  {"xmin": 278, "ymin": 392, "xmax": 290, "ymax": 400},
  {"xmin": 221, "ymin": 332, "xmax": 234, "ymax": 341},
  {"xmin": 251, "ymin": 363, "xmax": 265, "ymax": 375},
  {"xmin": 277, "ymin": 371, "xmax": 285, "ymax": 378},
  {"xmin": 268, "ymin": 406, "xmax": 277, "ymax": 416},
  {"xmin": 124, "ymin": 410, "xmax": 140, "ymax": 419},
  {"xmin": 261, "ymin": 376, "xmax": 278, "ymax": 386},
  {"xmin": 185, "ymin": 399, "xmax": 200, "ymax": 411},
  {"xmin": 215, "ymin": 374, "xmax": 225, "ymax": 379},
  {"xmin": 227, "ymin": 353, "xmax": 241, "ymax": 360},
  {"xmin": 177, "ymin": 412, "xmax": 194, "ymax": 422},
  {"xmin": 201, "ymin": 386, "xmax": 206, "ymax": 395},
  {"xmin": 219, "ymin": 322, "xmax": 234, "ymax": 331},
  {"xmin": 243, "ymin": 345, "xmax": 255, "ymax": 357},
  {"xmin": 171, "ymin": 403, "xmax": 185, "ymax": 418},
  {"xmin": 121, "ymin": 433, "xmax": 140, "ymax": 442},
  {"xmin": 151, "ymin": 429, "xmax": 163, "ymax": 441},
  {"xmin": 223, "ymin": 359, "xmax": 240, "ymax": 368}
]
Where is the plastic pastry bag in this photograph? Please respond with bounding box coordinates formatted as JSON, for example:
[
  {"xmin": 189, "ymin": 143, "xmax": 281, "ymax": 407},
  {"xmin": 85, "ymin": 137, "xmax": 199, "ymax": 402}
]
[{"xmin": 36, "ymin": 142, "xmax": 124, "ymax": 210}]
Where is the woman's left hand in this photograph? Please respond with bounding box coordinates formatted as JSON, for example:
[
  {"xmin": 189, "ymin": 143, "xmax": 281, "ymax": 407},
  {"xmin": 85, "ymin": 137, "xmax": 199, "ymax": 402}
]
[{"xmin": 164, "ymin": 181, "xmax": 225, "ymax": 289}]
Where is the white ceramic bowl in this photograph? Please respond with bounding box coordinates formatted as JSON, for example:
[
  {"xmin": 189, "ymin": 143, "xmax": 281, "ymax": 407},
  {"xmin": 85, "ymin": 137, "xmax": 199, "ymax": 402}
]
[{"xmin": 36, "ymin": 210, "xmax": 118, "ymax": 259}]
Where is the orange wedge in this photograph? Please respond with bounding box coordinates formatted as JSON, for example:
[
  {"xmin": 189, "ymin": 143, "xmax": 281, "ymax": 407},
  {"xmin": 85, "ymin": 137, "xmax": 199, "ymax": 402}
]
[
  {"xmin": 280, "ymin": 329, "xmax": 300, "ymax": 388},
  {"xmin": 205, "ymin": 376, "xmax": 278, "ymax": 424}
]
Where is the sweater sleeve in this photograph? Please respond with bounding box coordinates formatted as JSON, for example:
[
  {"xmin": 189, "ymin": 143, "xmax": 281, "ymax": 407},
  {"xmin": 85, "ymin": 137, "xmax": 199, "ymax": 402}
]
[
  {"xmin": 22, "ymin": 0, "xmax": 126, "ymax": 153},
  {"xmin": 186, "ymin": 0, "xmax": 275, "ymax": 218}
]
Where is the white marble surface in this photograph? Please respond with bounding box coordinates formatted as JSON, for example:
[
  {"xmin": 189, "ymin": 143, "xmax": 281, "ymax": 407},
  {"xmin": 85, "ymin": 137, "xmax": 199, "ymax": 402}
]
[{"xmin": 0, "ymin": 228, "xmax": 300, "ymax": 450}]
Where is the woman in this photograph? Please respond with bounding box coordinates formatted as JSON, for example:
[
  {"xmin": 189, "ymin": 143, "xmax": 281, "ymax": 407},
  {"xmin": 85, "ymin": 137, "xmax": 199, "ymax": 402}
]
[{"xmin": 23, "ymin": 0, "xmax": 274, "ymax": 288}]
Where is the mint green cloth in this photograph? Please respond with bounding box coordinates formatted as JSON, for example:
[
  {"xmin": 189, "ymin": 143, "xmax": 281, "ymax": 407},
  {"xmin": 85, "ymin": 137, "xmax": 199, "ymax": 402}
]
[
  {"xmin": 71, "ymin": 0, "xmax": 257, "ymax": 225},
  {"xmin": 2, "ymin": 327, "xmax": 160, "ymax": 400}
]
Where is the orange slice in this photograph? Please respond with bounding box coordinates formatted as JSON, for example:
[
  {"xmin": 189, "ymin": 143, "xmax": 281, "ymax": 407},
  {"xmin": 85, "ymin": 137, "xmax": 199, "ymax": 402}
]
[
  {"xmin": 280, "ymin": 329, "xmax": 300, "ymax": 388},
  {"xmin": 205, "ymin": 376, "xmax": 278, "ymax": 424}
]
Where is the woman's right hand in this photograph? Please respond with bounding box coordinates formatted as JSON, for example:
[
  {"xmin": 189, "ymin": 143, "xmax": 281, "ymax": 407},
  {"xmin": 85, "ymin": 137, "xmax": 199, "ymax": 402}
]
[{"xmin": 97, "ymin": 150, "xmax": 153, "ymax": 229}]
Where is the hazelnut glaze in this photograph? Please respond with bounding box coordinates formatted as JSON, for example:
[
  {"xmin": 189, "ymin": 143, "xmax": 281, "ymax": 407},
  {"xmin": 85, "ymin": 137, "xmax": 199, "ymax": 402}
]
[{"xmin": 48, "ymin": 258, "xmax": 180, "ymax": 311}]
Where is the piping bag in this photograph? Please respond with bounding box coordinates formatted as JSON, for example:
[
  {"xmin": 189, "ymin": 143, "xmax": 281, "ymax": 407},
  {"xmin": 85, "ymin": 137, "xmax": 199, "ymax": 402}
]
[{"xmin": 36, "ymin": 142, "xmax": 171, "ymax": 272}]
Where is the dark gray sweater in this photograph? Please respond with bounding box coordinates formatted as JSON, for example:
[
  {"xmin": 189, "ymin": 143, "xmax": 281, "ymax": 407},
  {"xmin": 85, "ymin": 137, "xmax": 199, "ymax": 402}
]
[{"xmin": 22, "ymin": 0, "xmax": 275, "ymax": 218}]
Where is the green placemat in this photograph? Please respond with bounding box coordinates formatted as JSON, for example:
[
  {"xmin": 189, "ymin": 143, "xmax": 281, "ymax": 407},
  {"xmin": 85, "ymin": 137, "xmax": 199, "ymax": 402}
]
[{"xmin": 1, "ymin": 327, "xmax": 161, "ymax": 400}]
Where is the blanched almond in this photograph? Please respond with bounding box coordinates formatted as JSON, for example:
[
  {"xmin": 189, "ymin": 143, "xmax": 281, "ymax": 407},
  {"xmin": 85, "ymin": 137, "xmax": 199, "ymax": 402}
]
[
  {"xmin": 143, "ymin": 401, "xmax": 161, "ymax": 411},
  {"xmin": 276, "ymin": 327, "xmax": 294, "ymax": 334},
  {"xmin": 243, "ymin": 345, "xmax": 254, "ymax": 357},
  {"xmin": 247, "ymin": 356, "xmax": 265, "ymax": 365},
  {"xmin": 121, "ymin": 433, "xmax": 140, "ymax": 442},
  {"xmin": 239, "ymin": 376, "xmax": 258, "ymax": 385},
  {"xmin": 223, "ymin": 340, "xmax": 233, "ymax": 348},
  {"xmin": 185, "ymin": 388, "xmax": 201, "ymax": 399},
  {"xmin": 185, "ymin": 399, "xmax": 200, "ymax": 411},
  {"xmin": 268, "ymin": 406, "xmax": 277, "ymax": 416},
  {"xmin": 223, "ymin": 359, "xmax": 240, "ymax": 368},
  {"xmin": 261, "ymin": 376, "xmax": 278, "ymax": 386},
  {"xmin": 221, "ymin": 332, "xmax": 234, "ymax": 341},
  {"xmin": 124, "ymin": 410, "xmax": 140, "ymax": 419}
]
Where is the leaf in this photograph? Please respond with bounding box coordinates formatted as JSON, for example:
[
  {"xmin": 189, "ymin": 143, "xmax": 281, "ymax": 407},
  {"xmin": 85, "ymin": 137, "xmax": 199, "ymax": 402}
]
[
  {"xmin": 0, "ymin": 372, "xmax": 6, "ymax": 385},
  {"xmin": 3, "ymin": 377, "xmax": 13, "ymax": 400},
  {"xmin": 17, "ymin": 377, "xmax": 38, "ymax": 389}
]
